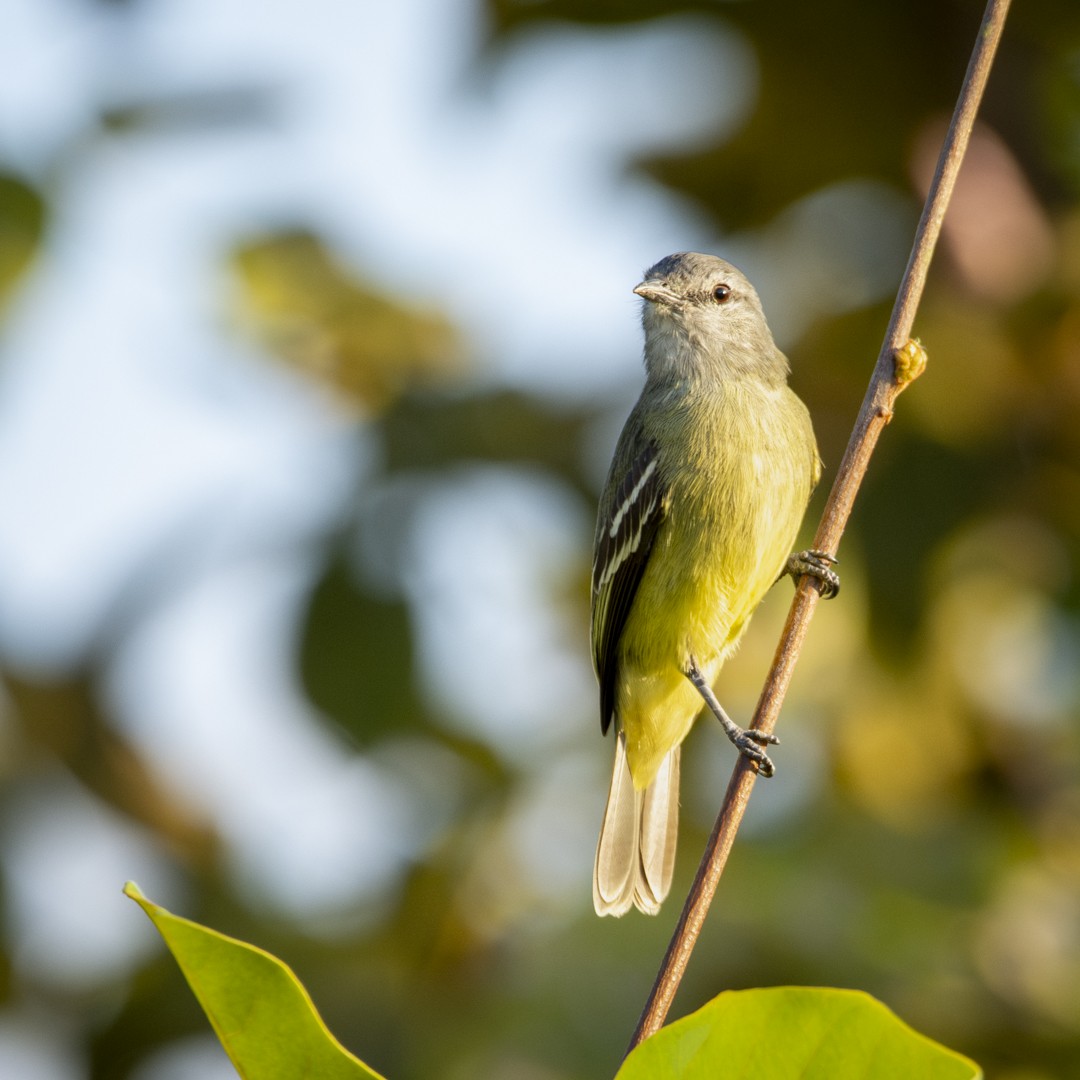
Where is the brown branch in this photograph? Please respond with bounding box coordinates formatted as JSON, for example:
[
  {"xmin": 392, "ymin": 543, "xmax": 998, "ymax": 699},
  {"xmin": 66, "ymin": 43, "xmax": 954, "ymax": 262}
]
[{"xmin": 627, "ymin": 0, "xmax": 1013, "ymax": 1055}]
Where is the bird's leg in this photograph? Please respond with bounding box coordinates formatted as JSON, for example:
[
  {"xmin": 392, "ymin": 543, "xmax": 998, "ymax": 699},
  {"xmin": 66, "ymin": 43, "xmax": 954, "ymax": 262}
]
[
  {"xmin": 685, "ymin": 659, "xmax": 777, "ymax": 778},
  {"xmin": 781, "ymin": 549, "xmax": 840, "ymax": 599}
]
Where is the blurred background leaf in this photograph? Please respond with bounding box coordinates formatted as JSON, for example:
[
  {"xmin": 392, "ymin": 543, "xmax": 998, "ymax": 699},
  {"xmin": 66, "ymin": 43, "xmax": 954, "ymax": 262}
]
[
  {"xmin": 0, "ymin": 174, "xmax": 45, "ymax": 314},
  {"xmin": 231, "ymin": 229, "xmax": 463, "ymax": 414}
]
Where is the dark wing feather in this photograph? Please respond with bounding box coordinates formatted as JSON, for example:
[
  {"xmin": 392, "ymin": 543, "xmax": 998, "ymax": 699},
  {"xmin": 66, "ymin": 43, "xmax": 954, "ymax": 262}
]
[{"xmin": 591, "ymin": 440, "xmax": 666, "ymax": 734}]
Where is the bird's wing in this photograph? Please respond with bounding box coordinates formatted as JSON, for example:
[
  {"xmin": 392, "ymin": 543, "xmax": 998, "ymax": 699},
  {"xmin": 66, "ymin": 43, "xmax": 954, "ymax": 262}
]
[{"xmin": 591, "ymin": 439, "xmax": 667, "ymax": 734}]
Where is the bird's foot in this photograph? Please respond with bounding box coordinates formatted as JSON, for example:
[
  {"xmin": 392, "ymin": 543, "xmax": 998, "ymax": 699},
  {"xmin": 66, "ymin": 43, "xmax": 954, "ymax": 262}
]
[
  {"xmin": 685, "ymin": 658, "xmax": 780, "ymax": 777},
  {"xmin": 731, "ymin": 728, "xmax": 779, "ymax": 778},
  {"xmin": 784, "ymin": 549, "xmax": 840, "ymax": 599}
]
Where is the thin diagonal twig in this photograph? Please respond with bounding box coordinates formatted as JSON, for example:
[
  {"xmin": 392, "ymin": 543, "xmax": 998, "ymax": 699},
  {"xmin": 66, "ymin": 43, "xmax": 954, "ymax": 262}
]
[{"xmin": 627, "ymin": 0, "xmax": 1013, "ymax": 1055}]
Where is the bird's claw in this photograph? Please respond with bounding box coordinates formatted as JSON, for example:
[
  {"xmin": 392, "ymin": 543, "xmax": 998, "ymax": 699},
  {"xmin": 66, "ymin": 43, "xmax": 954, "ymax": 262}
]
[
  {"xmin": 734, "ymin": 730, "xmax": 778, "ymax": 778},
  {"xmin": 742, "ymin": 728, "xmax": 779, "ymax": 747},
  {"xmin": 784, "ymin": 548, "xmax": 840, "ymax": 599}
]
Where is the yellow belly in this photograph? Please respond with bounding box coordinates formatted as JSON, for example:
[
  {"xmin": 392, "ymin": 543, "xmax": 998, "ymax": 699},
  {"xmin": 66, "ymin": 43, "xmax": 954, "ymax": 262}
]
[{"xmin": 615, "ymin": 528, "xmax": 786, "ymax": 789}]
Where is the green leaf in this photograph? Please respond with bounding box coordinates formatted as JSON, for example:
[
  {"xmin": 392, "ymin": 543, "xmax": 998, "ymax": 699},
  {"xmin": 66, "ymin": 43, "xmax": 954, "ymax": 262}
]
[
  {"xmin": 617, "ymin": 986, "xmax": 981, "ymax": 1080},
  {"xmin": 125, "ymin": 882, "xmax": 386, "ymax": 1080}
]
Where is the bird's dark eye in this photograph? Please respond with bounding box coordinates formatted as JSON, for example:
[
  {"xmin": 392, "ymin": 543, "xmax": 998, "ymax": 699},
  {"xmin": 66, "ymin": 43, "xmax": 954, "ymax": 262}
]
[{"xmin": 712, "ymin": 284, "xmax": 731, "ymax": 303}]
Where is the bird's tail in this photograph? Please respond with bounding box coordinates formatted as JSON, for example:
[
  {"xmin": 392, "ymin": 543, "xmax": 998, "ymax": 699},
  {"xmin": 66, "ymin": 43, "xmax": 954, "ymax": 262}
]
[{"xmin": 593, "ymin": 734, "xmax": 679, "ymax": 916}]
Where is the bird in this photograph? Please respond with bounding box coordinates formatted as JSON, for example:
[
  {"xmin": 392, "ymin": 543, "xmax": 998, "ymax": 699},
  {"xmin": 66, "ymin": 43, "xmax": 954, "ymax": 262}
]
[{"xmin": 591, "ymin": 252, "xmax": 838, "ymax": 917}]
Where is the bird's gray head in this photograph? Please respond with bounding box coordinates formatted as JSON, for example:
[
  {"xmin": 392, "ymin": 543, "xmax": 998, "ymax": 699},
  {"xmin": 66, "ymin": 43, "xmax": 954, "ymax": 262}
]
[{"xmin": 634, "ymin": 252, "xmax": 788, "ymax": 385}]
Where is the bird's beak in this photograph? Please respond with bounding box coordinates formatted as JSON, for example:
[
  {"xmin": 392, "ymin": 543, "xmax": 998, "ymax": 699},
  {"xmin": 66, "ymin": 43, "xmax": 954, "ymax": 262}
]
[{"xmin": 633, "ymin": 281, "xmax": 679, "ymax": 306}]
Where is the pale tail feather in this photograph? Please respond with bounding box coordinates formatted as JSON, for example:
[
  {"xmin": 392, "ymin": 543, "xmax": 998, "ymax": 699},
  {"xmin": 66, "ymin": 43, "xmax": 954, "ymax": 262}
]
[
  {"xmin": 637, "ymin": 745, "xmax": 680, "ymax": 912},
  {"xmin": 593, "ymin": 733, "xmax": 640, "ymax": 916},
  {"xmin": 593, "ymin": 735, "xmax": 680, "ymax": 917}
]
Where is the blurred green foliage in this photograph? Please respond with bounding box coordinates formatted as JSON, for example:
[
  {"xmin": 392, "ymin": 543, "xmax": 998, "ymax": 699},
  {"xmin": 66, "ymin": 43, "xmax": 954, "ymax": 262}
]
[
  {"xmin": 231, "ymin": 229, "xmax": 462, "ymax": 413},
  {"xmin": 2, "ymin": 2, "xmax": 1080, "ymax": 1080},
  {"xmin": 0, "ymin": 173, "xmax": 45, "ymax": 314}
]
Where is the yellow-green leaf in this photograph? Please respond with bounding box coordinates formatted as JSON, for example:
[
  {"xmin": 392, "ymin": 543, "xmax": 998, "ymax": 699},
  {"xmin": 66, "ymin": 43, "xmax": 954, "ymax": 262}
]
[
  {"xmin": 125, "ymin": 882, "xmax": 385, "ymax": 1080},
  {"xmin": 617, "ymin": 986, "xmax": 981, "ymax": 1080}
]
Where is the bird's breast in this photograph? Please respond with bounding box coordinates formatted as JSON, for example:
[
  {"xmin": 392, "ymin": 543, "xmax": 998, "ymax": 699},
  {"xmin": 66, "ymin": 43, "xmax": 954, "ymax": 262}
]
[{"xmin": 630, "ymin": 381, "xmax": 817, "ymax": 662}]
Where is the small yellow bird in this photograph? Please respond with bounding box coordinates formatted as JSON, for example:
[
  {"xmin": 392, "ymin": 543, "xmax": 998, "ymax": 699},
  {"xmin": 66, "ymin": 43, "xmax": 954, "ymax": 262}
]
[{"xmin": 591, "ymin": 253, "xmax": 838, "ymax": 917}]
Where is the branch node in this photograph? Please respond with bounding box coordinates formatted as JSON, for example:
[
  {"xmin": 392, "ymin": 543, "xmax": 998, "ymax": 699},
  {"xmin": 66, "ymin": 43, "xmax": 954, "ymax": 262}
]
[{"xmin": 892, "ymin": 338, "xmax": 929, "ymax": 389}]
